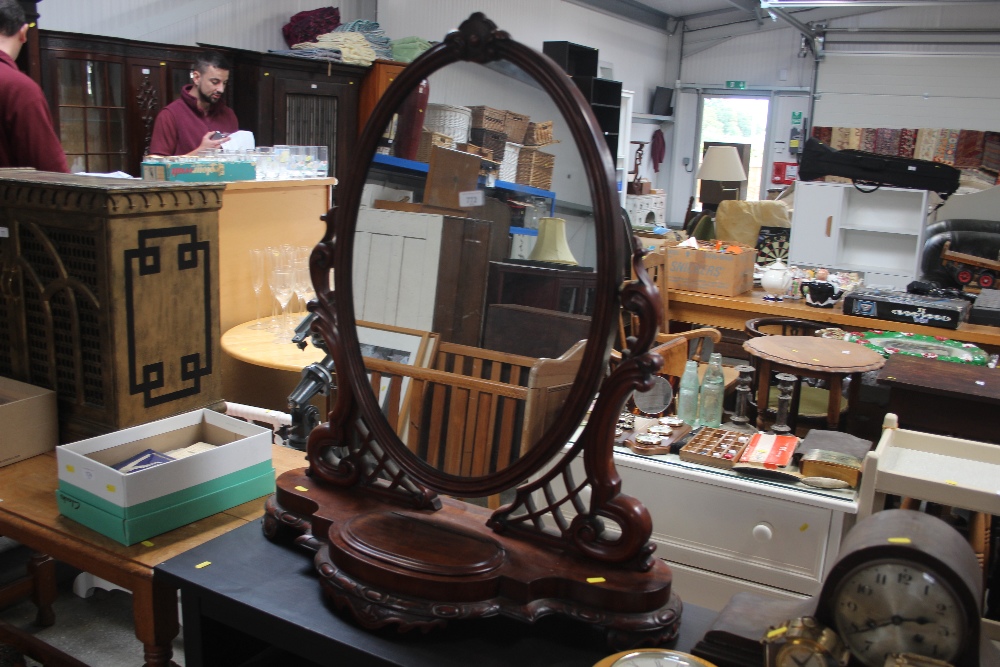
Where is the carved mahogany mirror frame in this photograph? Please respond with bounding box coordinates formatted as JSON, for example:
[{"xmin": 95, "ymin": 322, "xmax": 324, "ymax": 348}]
[{"xmin": 264, "ymin": 12, "xmax": 677, "ymax": 647}]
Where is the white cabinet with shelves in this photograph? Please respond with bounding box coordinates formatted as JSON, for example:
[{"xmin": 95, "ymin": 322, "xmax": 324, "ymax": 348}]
[
  {"xmin": 616, "ymin": 90, "xmax": 634, "ymax": 208},
  {"xmin": 789, "ymin": 181, "xmax": 929, "ymax": 290}
]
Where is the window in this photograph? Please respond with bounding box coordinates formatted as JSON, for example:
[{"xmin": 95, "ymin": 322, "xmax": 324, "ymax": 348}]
[{"xmin": 55, "ymin": 58, "xmax": 126, "ymax": 173}]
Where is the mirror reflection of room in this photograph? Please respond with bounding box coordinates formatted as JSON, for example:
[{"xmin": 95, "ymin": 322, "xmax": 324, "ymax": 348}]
[{"xmin": 353, "ymin": 58, "xmax": 596, "ymax": 479}]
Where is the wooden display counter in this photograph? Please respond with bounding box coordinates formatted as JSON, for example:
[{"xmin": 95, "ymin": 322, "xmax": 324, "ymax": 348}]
[
  {"xmin": 668, "ymin": 287, "xmax": 1000, "ymax": 352},
  {"xmin": 216, "ymin": 178, "xmax": 335, "ymax": 412}
]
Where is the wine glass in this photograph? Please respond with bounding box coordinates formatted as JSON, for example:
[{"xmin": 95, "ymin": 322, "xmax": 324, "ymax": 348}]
[
  {"xmin": 271, "ymin": 268, "xmax": 294, "ymax": 342},
  {"xmin": 293, "ymin": 257, "xmax": 312, "ymax": 314},
  {"xmin": 248, "ymin": 248, "xmax": 268, "ymax": 329}
]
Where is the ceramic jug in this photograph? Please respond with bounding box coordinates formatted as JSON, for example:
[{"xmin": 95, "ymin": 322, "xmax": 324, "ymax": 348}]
[
  {"xmin": 800, "ymin": 280, "xmax": 844, "ymax": 308},
  {"xmin": 760, "ymin": 260, "xmax": 792, "ymax": 300}
]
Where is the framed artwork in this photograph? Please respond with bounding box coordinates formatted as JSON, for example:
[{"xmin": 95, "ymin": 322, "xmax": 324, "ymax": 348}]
[{"xmin": 356, "ymin": 321, "xmax": 437, "ymax": 432}]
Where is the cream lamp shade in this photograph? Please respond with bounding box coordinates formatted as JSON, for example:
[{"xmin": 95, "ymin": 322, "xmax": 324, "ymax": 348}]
[
  {"xmin": 696, "ymin": 145, "xmax": 748, "ymax": 182},
  {"xmin": 529, "ymin": 217, "xmax": 579, "ymax": 265}
]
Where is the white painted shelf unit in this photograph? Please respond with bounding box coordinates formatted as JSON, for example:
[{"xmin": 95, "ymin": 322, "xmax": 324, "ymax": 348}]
[{"xmin": 788, "ymin": 181, "xmax": 929, "ymax": 290}]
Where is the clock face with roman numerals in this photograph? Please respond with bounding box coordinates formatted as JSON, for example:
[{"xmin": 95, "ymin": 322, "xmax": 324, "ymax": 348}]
[{"xmin": 830, "ymin": 559, "xmax": 966, "ymax": 667}]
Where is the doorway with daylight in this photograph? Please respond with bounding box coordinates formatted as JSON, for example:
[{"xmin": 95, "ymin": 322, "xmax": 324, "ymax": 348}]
[{"xmin": 696, "ymin": 95, "xmax": 770, "ymax": 211}]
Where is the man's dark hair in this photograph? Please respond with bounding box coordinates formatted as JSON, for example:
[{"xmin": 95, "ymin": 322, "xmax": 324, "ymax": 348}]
[
  {"xmin": 194, "ymin": 50, "xmax": 231, "ymax": 74},
  {"xmin": 0, "ymin": 0, "xmax": 27, "ymax": 38}
]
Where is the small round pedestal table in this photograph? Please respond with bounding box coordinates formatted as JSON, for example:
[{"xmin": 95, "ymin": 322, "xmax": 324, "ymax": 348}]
[{"xmin": 743, "ymin": 335, "xmax": 885, "ymax": 432}]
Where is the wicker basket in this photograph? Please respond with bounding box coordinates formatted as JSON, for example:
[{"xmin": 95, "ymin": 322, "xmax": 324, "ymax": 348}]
[
  {"xmin": 470, "ymin": 128, "xmax": 507, "ymax": 163},
  {"xmin": 456, "ymin": 142, "xmax": 493, "ymax": 162},
  {"xmin": 469, "ymin": 106, "xmax": 505, "ymax": 133},
  {"xmin": 524, "ymin": 120, "xmax": 556, "ymax": 146},
  {"xmin": 516, "ymin": 147, "xmax": 555, "ymax": 190},
  {"xmin": 416, "ymin": 130, "xmax": 455, "ymax": 163},
  {"xmin": 503, "ymin": 110, "xmax": 530, "ymax": 144},
  {"xmin": 499, "ymin": 142, "xmax": 521, "ymax": 183},
  {"xmin": 425, "ymin": 103, "xmax": 471, "ymax": 144}
]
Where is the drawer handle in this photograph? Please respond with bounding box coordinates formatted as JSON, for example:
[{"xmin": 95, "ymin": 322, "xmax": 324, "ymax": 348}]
[{"xmin": 752, "ymin": 522, "xmax": 773, "ymax": 541}]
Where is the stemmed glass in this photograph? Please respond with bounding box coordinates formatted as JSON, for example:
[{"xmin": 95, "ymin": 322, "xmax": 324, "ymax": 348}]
[
  {"xmin": 248, "ymin": 249, "xmax": 268, "ymax": 329},
  {"xmin": 271, "ymin": 266, "xmax": 294, "ymax": 343},
  {"xmin": 293, "ymin": 249, "xmax": 313, "ymax": 313}
]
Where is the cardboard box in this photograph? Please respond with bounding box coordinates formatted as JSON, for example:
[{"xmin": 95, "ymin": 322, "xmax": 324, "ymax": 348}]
[
  {"xmin": 0, "ymin": 376, "xmax": 57, "ymax": 468},
  {"xmin": 666, "ymin": 241, "xmax": 757, "ymax": 296},
  {"xmin": 142, "ymin": 160, "xmax": 256, "ymax": 182},
  {"xmin": 55, "ymin": 409, "xmax": 273, "ymax": 545}
]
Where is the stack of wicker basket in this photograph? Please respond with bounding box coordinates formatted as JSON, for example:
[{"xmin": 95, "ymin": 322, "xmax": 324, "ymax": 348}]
[{"xmin": 517, "ymin": 120, "xmax": 558, "ymax": 190}]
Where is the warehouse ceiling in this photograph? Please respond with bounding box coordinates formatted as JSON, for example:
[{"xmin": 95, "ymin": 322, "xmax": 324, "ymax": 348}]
[{"xmin": 568, "ymin": 0, "xmax": 1000, "ymax": 57}]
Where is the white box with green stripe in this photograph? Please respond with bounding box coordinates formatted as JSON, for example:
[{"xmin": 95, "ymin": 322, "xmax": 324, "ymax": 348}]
[{"xmin": 55, "ymin": 409, "xmax": 273, "ymax": 545}]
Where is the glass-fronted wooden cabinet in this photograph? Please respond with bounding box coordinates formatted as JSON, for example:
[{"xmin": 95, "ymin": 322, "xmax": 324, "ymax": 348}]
[
  {"xmin": 37, "ymin": 33, "xmax": 364, "ymax": 180},
  {"xmin": 40, "ymin": 31, "xmax": 204, "ymax": 175}
]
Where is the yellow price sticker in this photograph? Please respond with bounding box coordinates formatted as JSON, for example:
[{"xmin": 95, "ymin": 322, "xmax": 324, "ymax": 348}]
[
  {"xmin": 888, "ymin": 537, "xmax": 912, "ymax": 544},
  {"xmin": 586, "ymin": 577, "xmax": 606, "ymax": 584},
  {"xmin": 66, "ymin": 465, "xmax": 75, "ymax": 473},
  {"xmin": 141, "ymin": 541, "xmax": 155, "ymax": 547},
  {"xmin": 195, "ymin": 561, "xmax": 212, "ymax": 569},
  {"xmin": 106, "ymin": 484, "xmax": 116, "ymax": 493},
  {"xmin": 295, "ymin": 485, "xmax": 309, "ymax": 492},
  {"xmin": 766, "ymin": 625, "xmax": 789, "ymax": 639},
  {"xmin": 799, "ymin": 523, "xmax": 809, "ymax": 532}
]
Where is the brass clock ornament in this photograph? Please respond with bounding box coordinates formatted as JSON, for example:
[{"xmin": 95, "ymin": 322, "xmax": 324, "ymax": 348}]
[
  {"xmin": 763, "ymin": 616, "xmax": 850, "ymax": 667},
  {"xmin": 595, "ymin": 648, "xmax": 718, "ymax": 667},
  {"xmin": 815, "ymin": 510, "xmax": 982, "ymax": 667}
]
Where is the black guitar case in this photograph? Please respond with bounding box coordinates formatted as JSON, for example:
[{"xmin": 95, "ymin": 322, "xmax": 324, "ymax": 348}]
[{"xmin": 799, "ymin": 137, "xmax": 961, "ymax": 200}]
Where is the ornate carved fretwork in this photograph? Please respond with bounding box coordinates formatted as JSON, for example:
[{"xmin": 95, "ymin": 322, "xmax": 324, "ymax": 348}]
[
  {"xmin": 136, "ymin": 72, "xmax": 161, "ymax": 152},
  {"xmin": 0, "ymin": 181, "xmax": 223, "ymax": 216},
  {"xmin": 488, "ymin": 243, "xmax": 664, "ymax": 572}
]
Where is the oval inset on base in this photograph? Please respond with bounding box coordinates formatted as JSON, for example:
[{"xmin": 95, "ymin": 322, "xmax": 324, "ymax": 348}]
[{"xmin": 342, "ymin": 511, "xmax": 506, "ymax": 576}]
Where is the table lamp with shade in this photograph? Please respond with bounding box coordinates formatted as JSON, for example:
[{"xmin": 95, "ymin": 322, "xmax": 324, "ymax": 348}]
[{"xmin": 697, "ymin": 145, "xmax": 748, "ymax": 211}]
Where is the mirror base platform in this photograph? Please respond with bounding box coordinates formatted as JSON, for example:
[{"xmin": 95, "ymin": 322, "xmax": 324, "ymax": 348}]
[{"xmin": 264, "ymin": 469, "xmax": 682, "ymax": 650}]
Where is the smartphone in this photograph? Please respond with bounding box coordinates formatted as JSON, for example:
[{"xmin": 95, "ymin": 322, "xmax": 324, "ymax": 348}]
[{"xmin": 210, "ymin": 131, "xmax": 228, "ymax": 140}]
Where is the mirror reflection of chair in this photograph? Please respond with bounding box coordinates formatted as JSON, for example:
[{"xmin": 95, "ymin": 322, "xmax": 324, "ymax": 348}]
[{"xmin": 364, "ymin": 340, "xmax": 587, "ymax": 510}]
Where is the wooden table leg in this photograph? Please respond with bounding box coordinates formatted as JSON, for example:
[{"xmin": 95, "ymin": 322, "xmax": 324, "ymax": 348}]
[
  {"xmin": 28, "ymin": 552, "xmax": 56, "ymax": 627},
  {"xmin": 826, "ymin": 374, "xmax": 844, "ymax": 430},
  {"xmin": 846, "ymin": 371, "xmax": 862, "ymax": 433},
  {"xmin": 755, "ymin": 359, "xmax": 773, "ymax": 431},
  {"xmin": 132, "ymin": 577, "xmax": 179, "ymax": 667}
]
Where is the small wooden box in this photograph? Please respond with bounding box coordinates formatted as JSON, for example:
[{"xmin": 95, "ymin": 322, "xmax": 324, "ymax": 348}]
[{"xmin": 679, "ymin": 428, "xmax": 751, "ymax": 469}]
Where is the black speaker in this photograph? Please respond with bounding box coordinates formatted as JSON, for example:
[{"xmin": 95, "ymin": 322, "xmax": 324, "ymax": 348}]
[{"xmin": 650, "ymin": 86, "xmax": 674, "ymax": 116}]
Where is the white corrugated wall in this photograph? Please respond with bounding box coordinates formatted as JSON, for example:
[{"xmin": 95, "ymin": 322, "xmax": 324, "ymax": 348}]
[{"xmin": 37, "ymin": 0, "xmax": 376, "ymax": 52}]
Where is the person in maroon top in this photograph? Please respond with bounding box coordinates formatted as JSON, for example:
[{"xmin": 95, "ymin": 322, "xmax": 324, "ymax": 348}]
[
  {"xmin": 0, "ymin": 0, "xmax": 68, "ymax": 172},
  {"xmin": 147, "ymin": 51, "xmax": 239, "ymax": 157}
]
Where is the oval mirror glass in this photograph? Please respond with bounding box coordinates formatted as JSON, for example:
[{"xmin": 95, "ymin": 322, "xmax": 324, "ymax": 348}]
[{"xmin": 350, "ymin": 57, "xmax": 601, "ymax": 480}]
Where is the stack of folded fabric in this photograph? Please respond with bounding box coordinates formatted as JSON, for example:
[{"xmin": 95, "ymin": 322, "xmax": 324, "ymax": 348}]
[
  {"xmin": 334, "ymin": 20, "xmax": 393, "ymax": 61},
  {"xmin": 269, "ymin": 45, "xmax": 343, "ymax": 63},
  {"xmin": 298, "ymin": 31, "xmax": 376, "ymax": 66},
  {"xmin": 391, "ymin": 36, "xmax": 433, "ymax": 63}
]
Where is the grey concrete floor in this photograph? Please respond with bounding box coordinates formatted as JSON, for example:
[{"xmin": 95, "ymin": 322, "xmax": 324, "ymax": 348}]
[{"xmin": 0, "ymin": 538, "xmax": 185, "ymax": 667}]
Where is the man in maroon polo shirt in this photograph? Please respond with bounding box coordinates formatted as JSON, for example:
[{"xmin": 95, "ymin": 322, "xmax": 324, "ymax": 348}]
[
  {"xmin": 0, "ymin": 0, "xmax": 68, "ymax": 172},
  {"xmin": 147, "ymin": 51, "xmax": 239, "ymax": 157}
]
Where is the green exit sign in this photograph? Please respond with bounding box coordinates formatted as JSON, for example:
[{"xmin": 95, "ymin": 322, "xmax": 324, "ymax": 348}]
[{"xmin": 725, "ymin": 80, "xmax": 747, "ymax": 90}]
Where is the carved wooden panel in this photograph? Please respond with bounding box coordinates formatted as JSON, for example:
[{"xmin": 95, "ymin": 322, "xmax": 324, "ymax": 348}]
[{"xmin": 0, "ymin": 172, "xmax": 225, "ymax": 442}]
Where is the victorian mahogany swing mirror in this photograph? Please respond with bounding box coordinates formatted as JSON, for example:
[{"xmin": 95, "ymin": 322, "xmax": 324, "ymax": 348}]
[{"xmin": 263, "ymin": 12, "xmax": 678, "ymax": 647}]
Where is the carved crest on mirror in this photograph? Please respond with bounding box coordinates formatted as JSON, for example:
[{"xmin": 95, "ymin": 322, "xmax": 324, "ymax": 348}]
[{"xmin": 263, "ymin": 12, "xmax": 678, "ymax": 647}]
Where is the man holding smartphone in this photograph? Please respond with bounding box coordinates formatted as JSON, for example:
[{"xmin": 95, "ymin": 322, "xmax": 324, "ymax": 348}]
[{"xmin": 147, "ymin": 50, "xmax": 239, "ymax": 157}]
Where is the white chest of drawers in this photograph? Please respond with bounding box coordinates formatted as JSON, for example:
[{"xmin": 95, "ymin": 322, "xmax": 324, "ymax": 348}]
[{"xmin": 569, "ymin": 447, "xmax": 858, "ymax": 611}]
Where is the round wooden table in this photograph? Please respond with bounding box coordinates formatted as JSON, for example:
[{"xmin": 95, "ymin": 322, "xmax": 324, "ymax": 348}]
[
  {"xmin": 221, "ymin": 317, "xmax": 327, "ymax": 372},
  {"xmin": 743, "ymin": 335, "xmax": 886, "ymax": 431}
]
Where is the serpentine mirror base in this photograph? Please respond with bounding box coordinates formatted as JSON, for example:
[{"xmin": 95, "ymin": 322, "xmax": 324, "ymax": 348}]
[{"xmin": 266, "ymin": 478, "xmax": 680, "ymax": 647}]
